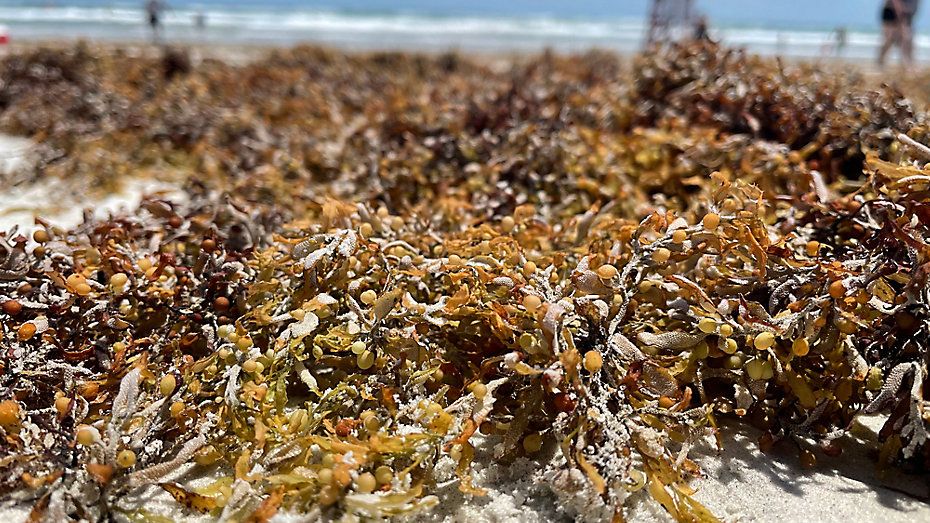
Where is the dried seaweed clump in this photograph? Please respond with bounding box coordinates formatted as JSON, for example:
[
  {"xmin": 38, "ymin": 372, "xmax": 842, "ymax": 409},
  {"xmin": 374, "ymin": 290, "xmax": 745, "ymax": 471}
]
[{"xmin": 0, "ymin": 43, "xmax": 929, "ymax": 522}]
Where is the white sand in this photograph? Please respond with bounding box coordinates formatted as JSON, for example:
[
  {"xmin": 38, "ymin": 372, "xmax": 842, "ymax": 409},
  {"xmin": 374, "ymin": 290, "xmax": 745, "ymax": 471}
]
[
  {"xmin": 0, "ymin": 135, "xmax": 32, "ymax": 176},
  {"xmin": 402, "ymin": 416, "xmax": 929, "ymax": 523},
  {"xmin": 0, "ymin": 135, "xmax": 181, "ymax": 233},
  {"xmin": 0, "ymin": 133, "xmax": 927, "ymax": 522},
  {"xmin": 692, "ymin": 416, "xmax": 929, "ymax": 522}
]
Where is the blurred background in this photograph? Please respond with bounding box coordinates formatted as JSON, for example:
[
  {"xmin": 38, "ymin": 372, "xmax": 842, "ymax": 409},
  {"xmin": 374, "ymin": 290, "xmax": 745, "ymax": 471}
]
[{"xmin": 0, "ymin": 0, "xmax": 925, "ymax": 60}]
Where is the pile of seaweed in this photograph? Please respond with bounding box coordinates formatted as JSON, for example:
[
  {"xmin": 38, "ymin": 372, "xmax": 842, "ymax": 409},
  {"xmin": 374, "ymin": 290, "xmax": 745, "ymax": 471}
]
[{"xmin": 0, "ymin": 42, "xmax": 928, "ymax": 522}]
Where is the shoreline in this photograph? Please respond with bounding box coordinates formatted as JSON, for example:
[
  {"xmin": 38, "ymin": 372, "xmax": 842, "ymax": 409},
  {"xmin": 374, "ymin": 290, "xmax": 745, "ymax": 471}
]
[
  {"xmin": 0, "ymin": 36, "xmax": 899, "ymax": 70},
  {"xmin": 0, "ymin": 38, "xmax": 538, "ymax": 69}
]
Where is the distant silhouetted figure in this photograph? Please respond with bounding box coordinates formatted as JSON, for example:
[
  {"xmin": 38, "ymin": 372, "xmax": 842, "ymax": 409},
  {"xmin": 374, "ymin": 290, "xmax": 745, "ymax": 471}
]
[
  {"xmin": 194, "ymin": 11, "xmax": 207, "ymax": 32},
  {"xmin": 146, "ymin": 0, "xmax": 166, "ymax": 43},
  {"xmin": 775, "ymin": 32, "xmax": 787, "ymax": 56},
  {"xmin": 693, "ymin": 16, "xmax": 711, "ymax": 42},
  {"xmin": 646, "ymin": 0, "xmax": 697, "ymax": 46},
  {"xmin": 879, "ymin": 0, "xmax": 920, "ymax": 66},
  {"xmin": 834, "ymin": 26, "xmax": 848, "ymax": 56},
  {"xmin": 822, "ymin": 26, "xmax": 848, "ymax": 57}
]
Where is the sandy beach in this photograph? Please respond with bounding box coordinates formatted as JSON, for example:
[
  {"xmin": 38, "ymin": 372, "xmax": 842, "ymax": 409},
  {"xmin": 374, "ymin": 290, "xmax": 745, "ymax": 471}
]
[{"xmin": 0, "ymin": 39, "xmax": 928, "ymax": 523}]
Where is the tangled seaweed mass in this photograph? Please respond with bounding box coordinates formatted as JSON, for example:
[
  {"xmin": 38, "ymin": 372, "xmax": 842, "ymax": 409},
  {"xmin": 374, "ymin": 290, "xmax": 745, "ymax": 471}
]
[{"xmin": 0, "ymin": 42, "xmax": 929, "ymax": 521}]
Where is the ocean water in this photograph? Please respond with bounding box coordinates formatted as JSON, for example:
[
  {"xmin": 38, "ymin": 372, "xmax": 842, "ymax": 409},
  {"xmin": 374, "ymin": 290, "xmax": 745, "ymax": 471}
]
[{"xmin": 0, "ymin": 0, "xmax": 927, "ymax": 61}]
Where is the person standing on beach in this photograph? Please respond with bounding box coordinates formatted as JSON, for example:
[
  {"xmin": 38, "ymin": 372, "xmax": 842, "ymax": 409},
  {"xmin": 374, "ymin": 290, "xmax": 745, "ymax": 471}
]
[
  {"xmin": 834, "ymin": 27, "xmax": 848, "ymax": 56},
  {"xmin": 645, "ymin": 0, "xmax": 696, "ymax": 46},
  {"xmin": 878, "ymin": 0, "xmax": 920, "ymax": 66},
  {"xmin": 693, "ymin": 16, "xmax": 712, "ymax": 43},
  {"xmin": 146, "ymin": 0, "xmax": 167, "ymax": 43},
  {"xmin": 195, "ymin": 11, "xmax": 207, "ymax": 32}
]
